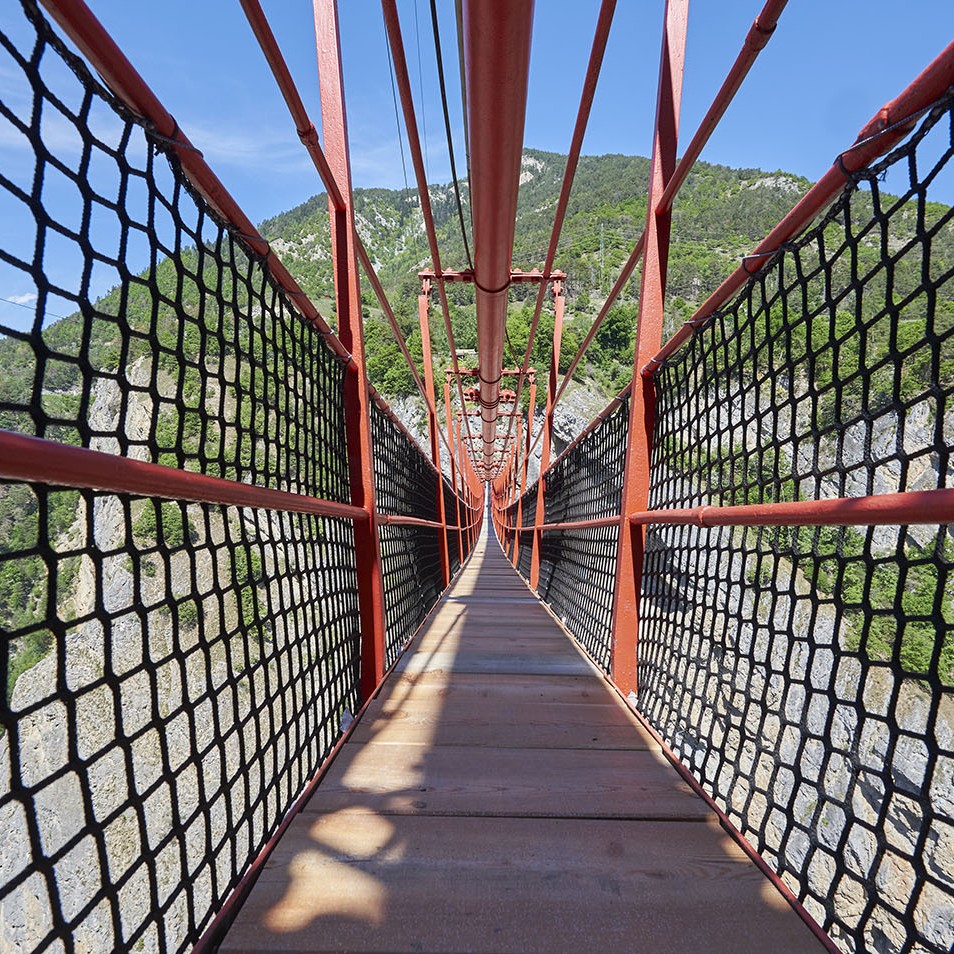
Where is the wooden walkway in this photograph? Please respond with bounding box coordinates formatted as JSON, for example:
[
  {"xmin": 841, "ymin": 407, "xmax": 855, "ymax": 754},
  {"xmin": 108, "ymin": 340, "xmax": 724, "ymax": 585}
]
[{"xmin": 221, "ymin": 525, "xmax": 827, "ymax": 953}]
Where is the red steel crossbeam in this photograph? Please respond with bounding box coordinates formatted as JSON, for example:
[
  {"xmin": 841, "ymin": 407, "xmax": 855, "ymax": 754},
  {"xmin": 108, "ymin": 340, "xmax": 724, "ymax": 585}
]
[
  {"xmin": 381, "ymin": 0, "xmax": 480, "ymax": 474},
  {"xmin": 645, "ymin": 37, "xmax": 954, "ymax": 375},
  {"xmin": 314, "ymin": 0, "xmax": 388, "ymax": 701},
  {"xmin": 0, "ymin": 431, "xmax": 368, "ymax": 522},
  {"xmin": 610, "ymin": 0, "xmax": 689, "ymax": 696},
  {"xmin": 462, "ymin": 0, "xmax": 535, "ymax": 475},
  {"xmin": 501, "ymin": 0, "xmax": 616, "ymax": 463},
  {"xmin": 419, "ymin": 269, "xmax": 565, "ymax": 284},
  {"xmin": 629, "ymin": 488, "xmax": 954, "ymax": 528}
]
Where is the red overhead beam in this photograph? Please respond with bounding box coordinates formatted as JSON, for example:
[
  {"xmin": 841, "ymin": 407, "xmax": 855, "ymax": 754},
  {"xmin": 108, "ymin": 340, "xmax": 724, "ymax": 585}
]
[
  {"xmin": 463, "ymin": 0, "xmax": 535, "ymax": 475},
  {"xmin": 645, "ymin": 38, "xmax": 954, "ymax": 375}
]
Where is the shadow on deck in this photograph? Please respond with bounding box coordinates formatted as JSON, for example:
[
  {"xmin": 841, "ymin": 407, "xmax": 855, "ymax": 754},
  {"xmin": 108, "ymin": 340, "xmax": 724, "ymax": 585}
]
[{"xmin": 220, "ymin": 526, "xmax": 826, "ymax": 953}]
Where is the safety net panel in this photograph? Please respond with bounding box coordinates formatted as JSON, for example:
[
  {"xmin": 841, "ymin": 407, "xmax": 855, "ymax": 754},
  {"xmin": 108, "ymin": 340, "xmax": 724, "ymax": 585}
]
[
  {"xmin": 514, "ymin": 483, "xmax": 536, "ymax": 580},
  {"xmin": 370, "ymin": 402, "xmax": 445, "ymax": 667},
  {"xmin": 441, "ymin": 478, "xmax": 465, "ymax": 575},
  {"xmin": 641, "ymin": 87, "xmax": 954, "ymax": 954},
  {"xmin": 1, "ymin": 3, "xmax": 361, "ymax": 952},
  {"xmin": 535, "ymin": 394, "xmax": 630, "ymax": 672}
]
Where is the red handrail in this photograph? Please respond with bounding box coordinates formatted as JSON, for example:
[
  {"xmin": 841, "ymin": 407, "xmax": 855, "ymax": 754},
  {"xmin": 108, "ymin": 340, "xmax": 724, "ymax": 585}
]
[
  {"xmin": 0, "ymin": 431, "xmax": 369, "ymax": 521},
  {"xmin": 630, "ymin": 488, "xmax": 954, "ymax": 528}
]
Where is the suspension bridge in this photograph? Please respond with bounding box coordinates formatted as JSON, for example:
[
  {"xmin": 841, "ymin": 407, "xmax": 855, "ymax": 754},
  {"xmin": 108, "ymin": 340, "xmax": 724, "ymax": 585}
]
[{"xmin": 1, "ymin": 1, "xmax": 953, "ymax": 952}]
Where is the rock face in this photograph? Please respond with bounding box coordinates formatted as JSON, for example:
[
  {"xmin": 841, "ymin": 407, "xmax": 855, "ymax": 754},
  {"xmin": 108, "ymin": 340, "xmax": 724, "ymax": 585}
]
[
  {"xmin": 640, "ymin": 525, "xmax": 954, "ymax": 953},
  {"xmin": 629, "ymin": 365, "xmax": 954, "ymax": 954},
  {"xmin": 0, "ymin": 371, "xmax": 356, "ymax": 953}
]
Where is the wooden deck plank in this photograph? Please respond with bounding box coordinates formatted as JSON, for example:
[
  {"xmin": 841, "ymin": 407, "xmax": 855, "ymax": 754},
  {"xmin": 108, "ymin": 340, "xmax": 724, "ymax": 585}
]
[
  {"xmin": 220, "ymin": 525, "xmax": 828, "ymax": 953},
  {"xmin": 222, "ymin": 815, "xmax": 823, "ymax": 954},
  {"xmin": 305, "ymin": 742, "xmax": 708, "ymax": 818},
  {"xmin": 351, "ymin": 695, "xmax": 655, "ymax": 749}
]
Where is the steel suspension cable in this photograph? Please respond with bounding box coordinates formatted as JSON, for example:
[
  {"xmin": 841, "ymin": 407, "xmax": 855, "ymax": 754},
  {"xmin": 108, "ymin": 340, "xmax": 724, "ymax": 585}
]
[
  {"xmin": 495, "ymin": 0, "xmax": 617, "ymax": 478},
  {"xmin": 238, "ymin": 0, "xmax": 464, "ymax": 470},
  {"xmin": 429, "ymin": 0, "xmax": 472, "ymax": 270},
  {"xmin": 454, "ymin": 0, "xmax": 472, "ymax": 229},
  {"xmin": 413, "ymin": 0, "xmax": 430, "ymax": 177},
  {"xmin": 381, "ymin": 0, "xmax": 480, "ymax": 476},
  {"xmin": 383, "ymin": 15, "xmax": 410, "ymax": 191}
]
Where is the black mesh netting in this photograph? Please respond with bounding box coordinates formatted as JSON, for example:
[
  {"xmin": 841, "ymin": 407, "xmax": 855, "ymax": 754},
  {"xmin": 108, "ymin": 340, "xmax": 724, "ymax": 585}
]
[
  {"xmin": 506, "ymin": 396, "xmax": 630, "ymax": 672},
  {"xmin": 513, "ymin": 485, "xmax": 536, "ymax": 580},
  {"xmin": 1, "ymin": 3, "xmax": 362, "ymax": 952},
  {"xmin": 371, "ymin": 402, "xmax": 468, "ymax": 667},
  {"xmin": 442, "ymin": 478, "xmax": 464, "ymax": 575},
  {"xmin": 640, "ymin": 88, "xmax": 954, "ymax": 953}
]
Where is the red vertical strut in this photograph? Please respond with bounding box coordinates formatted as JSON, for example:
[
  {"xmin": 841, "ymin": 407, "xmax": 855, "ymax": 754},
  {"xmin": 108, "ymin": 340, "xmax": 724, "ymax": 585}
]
[
  {"xmin": 529, "ymin": 282, "xmax": 564, "ymax": 590},
  {"xmin": 609, "ymin": 0, "xmax": 689, "ymax": 696},
  {"xmin": 512, "ymin": 373, "xmax": 537, "ymax": 568},
  {"xmin": 313, "ymin": 0, "xmax": 387, "ymax": 701},
  {"xmin": 445, "ymin": 377, "xmax": 466, "ymax": 562},
  {"xmin": 419, "ymin": 281, "xmax": 451, "ymax": 586}
]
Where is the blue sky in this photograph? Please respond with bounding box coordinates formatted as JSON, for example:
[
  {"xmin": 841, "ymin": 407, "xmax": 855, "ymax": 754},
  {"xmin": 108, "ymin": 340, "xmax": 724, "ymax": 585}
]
[
  {"xmin": 2, "ymin": 1, "xmax": 953, "ymax": 331},
  {"xmin": 73, "ymin": 0, "xmax": 954, "ymax": 220}
]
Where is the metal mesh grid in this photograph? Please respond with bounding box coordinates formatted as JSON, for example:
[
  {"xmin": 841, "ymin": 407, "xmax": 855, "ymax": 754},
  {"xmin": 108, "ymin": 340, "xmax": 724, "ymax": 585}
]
[
  {"xmin": 370, "ymin": 402, "xmax": 445, "ymax": 666},
  {"xmin": 640, "ymin": 88, "xmax": 954, "ymax": 954},
  {"xmin": 503, "ymin": 397, "xmax": 629, "ymax": 670},
  {"xmin": 0, "ymin": 3, "xmax": 350, "ymax": 503},
  {"xmin": 535, "ymin": 396, "xmax": 629, "ymax": 672},
  {"xmin": 515, "ymin": 486, "xmax": 536, "ymax": 580},
  {"xmin": 0, "ymin": 485, "xmax": 361, "ymax": 954},
  {"xmin": 442, "ymin": 479, "xmax": 463, "ymax": 575},
  {"xmin": 1, "ymin": 3, "xmax": 360, "ymax": 951}
]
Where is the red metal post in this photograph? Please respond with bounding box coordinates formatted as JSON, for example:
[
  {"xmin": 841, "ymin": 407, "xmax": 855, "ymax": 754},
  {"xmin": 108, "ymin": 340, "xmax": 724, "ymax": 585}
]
[
  {"xmin": 445, "ymin": 377, "xmax": 466, "ymax": 564},
  {"xmin": 419, "ymin": 281, "xmax": 451, "ymax": 586},
  {"xmin": 313, "ymin": 0, "xmax": 387, "ymax": 701},
  {"xmin": 529, "ymin": 282, "xmax": 565, "ymax": 590},
  {"xmin": 512, "ymin": 374, "xmax": 537, "ymax": 568},
  {"xmin": 462, "ymin": 0, "xmax": 535, "ymax": 474},
  {"xmin": 609, "ymin": 0, "xmax": 689, "ymax": 696},
  {"xmin": 513, "ymin": 414, "xmax": 523, "ymax": 508}
]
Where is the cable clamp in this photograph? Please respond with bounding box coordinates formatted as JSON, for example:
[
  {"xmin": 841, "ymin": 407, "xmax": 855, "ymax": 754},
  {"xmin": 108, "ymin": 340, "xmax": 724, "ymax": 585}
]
[
  {"xmin": 473, "ymin": 277, "xmax": 511, "ymax": 295},
  {"xmin": 144, "ymin": 117, "xmax": 203, "ymax": 156}
]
